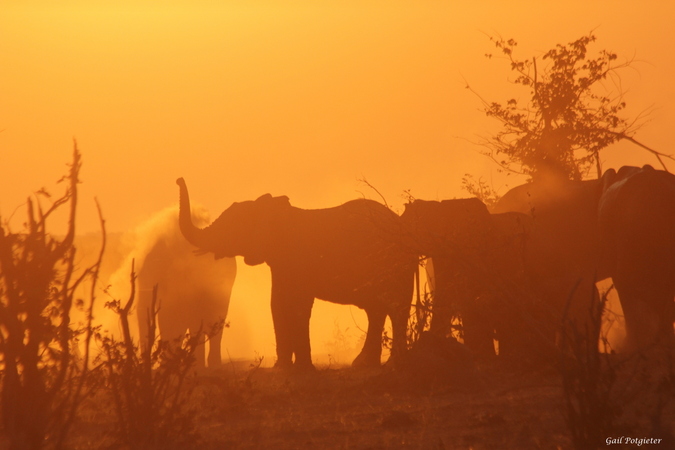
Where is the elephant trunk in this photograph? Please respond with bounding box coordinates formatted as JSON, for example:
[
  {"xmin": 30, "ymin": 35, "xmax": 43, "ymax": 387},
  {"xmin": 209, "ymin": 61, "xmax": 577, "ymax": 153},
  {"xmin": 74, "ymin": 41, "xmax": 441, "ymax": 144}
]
[{"xmin": 176, "ymin": 178, "xmax": 210, "ymax": 250}]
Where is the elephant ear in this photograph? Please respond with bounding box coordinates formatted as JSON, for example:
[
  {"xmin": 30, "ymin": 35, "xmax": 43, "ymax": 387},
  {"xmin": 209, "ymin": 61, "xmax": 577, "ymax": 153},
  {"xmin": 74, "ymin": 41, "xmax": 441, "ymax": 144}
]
[{"xmin": 242, "ymin": 194, "xmax": 291, "ymax": 266}]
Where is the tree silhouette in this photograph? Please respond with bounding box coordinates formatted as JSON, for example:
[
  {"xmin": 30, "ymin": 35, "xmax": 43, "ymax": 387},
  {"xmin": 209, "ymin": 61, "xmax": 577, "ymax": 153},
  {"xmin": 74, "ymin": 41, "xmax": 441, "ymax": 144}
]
[{"xmin": 468, "ymin": 33, "xmax": 672, "ymax": 181}]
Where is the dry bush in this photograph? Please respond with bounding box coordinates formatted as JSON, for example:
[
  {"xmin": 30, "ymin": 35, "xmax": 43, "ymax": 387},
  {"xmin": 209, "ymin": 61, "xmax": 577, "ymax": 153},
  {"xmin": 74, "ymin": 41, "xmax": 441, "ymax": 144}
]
[
  {"xmin": 0, "ymin": 145, "xmax": 103, "ymax": 449},
  {"xmin": 559, "ymin": 283, "xmax": 675, "ymax": 448},
  {"xmin": 560, "ymin": 285, "xmax": 619, "ymax": 448},
  {"xmin": 95, "ymin": 273, "xmax": 223, "ymax": 450}
]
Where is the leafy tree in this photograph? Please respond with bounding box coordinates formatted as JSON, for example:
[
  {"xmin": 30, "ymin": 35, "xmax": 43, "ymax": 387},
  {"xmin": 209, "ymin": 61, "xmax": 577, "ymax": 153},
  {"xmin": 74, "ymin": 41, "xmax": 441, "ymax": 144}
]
[{"xmin": 468, "ymin": 33, "xmax": 671, "ymax": 181}]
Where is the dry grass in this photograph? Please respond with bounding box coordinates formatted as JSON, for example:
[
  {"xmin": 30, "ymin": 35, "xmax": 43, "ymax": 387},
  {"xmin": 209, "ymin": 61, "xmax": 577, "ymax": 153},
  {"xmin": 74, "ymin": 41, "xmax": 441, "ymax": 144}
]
[{"xmin": 66, "ymin": 359, "xmax": 575, "ymax": 450}]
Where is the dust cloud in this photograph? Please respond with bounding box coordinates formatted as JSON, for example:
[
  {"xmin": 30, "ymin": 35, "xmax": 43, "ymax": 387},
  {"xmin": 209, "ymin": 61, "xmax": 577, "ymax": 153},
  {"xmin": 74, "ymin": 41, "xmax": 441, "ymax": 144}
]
[{"xmin": 74, "ymin": 204, "xmax": 371, "ymax": 367}]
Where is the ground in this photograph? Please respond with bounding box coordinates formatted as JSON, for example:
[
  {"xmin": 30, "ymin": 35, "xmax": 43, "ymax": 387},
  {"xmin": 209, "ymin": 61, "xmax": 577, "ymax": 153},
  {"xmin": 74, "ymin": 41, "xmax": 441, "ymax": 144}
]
[
  {"xmin": 189, "ymin": 362, "xmax": 570, "ymax": 450},
  {"xmin": 66, "ymin": 342, "xmax": 675, "ymax": 450}
]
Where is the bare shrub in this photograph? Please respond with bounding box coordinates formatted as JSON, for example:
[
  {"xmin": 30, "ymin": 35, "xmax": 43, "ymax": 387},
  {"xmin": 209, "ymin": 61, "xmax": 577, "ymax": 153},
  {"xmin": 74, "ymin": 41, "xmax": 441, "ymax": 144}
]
[
  {"xmin": 0, "ymin": 145, "xmax": 103, "ymax": 449},
  {"xmin": 560, "ymin": 285, "xmax": 619, "ymax": 448},
  {"xmin": 95, "ymin": 271, "xmax": 223, "ymax": 450},
  {"xmin": 408, "ymin": 259, "xmax": 434, "ymax": 347},
  {"xmin": 561, "ymin": 282, "xmax": 675, "ymax": 448}
]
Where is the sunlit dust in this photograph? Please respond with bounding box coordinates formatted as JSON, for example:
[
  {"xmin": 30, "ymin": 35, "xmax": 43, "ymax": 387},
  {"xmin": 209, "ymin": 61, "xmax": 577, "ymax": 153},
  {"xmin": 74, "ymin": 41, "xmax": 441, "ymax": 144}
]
[{"xmin": 1, "ymin": 1, "xmax": 674, "ymax": 447}]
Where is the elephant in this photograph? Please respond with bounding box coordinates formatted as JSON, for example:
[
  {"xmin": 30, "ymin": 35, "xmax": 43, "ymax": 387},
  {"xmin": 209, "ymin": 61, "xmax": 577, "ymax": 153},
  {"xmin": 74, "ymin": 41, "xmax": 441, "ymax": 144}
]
[
  {"xmin": 133, "ymin": 207, "xmax": 237, "ymax": 369},
  {"xmin": 491, "ymin": 175, "xmax": 608, "ymax": 352},
  {"xmin": 598, "ymin": 165, "xmax": 675, "ymax": 351},
  {"xmin": 400, "ymin": 198, "xmax": 531, "ymax": 357},
  {"xmin": 176, "ymin": 178, "xmax": 417, "ymax": 369}
]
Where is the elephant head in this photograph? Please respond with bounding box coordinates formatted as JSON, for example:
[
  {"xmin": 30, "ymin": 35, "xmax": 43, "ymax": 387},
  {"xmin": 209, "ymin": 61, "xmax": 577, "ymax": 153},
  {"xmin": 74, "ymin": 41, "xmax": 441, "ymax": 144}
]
[{"xmin": 177, "ymin": 177, "xmax": 290, "ymax": 266}]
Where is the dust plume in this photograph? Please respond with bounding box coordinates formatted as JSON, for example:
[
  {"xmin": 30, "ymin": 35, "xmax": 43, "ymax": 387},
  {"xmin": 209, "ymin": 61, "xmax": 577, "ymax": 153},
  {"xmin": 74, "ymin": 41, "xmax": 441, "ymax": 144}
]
[
  {"xmin": 102, "ymin": 205, "xmax": 237, "ymax": 367},
  {"xmin": 74, "ymin": 203, "xmax": 373, "ymax": 367}
]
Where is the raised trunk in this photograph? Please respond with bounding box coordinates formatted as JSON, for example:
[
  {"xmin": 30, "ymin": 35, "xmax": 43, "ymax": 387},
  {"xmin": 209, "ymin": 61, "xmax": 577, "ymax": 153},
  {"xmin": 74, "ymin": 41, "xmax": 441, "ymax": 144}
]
[{"xmin": 176, "ymin": 178, "xmax": 210, "ymax": 249}]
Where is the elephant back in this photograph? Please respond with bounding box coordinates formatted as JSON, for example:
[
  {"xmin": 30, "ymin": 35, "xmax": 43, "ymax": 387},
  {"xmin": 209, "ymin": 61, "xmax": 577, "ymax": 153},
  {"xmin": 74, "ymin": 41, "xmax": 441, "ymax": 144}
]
[
  {"xmin": 599, "ymin": 165, "xmax": 675, "ymax": 262},
  {"xmin": 400, "ymin": 198, "xmax": 492, "ymax": 257},
  {"xmin": 493, "ymin": 177, "xmax": 606, "ymax": 284}
]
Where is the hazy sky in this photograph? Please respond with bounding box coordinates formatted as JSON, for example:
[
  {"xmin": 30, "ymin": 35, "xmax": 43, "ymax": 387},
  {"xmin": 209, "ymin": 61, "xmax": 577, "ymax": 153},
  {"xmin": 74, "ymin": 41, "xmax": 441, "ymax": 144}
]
[
  {"xmin": 2, "ymin": 1, "xmax": 674, "ymax": 234},
  {"xmin": 2, "ymin": 1, "xmax": 674, "ymax": 361}
]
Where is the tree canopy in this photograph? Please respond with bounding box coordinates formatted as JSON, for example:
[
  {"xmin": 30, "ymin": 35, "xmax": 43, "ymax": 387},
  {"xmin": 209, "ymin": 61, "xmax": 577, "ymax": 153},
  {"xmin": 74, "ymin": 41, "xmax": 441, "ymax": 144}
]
[{"xmin": 469, "ymin": 33, "xmax": 669, "ymax": 182}]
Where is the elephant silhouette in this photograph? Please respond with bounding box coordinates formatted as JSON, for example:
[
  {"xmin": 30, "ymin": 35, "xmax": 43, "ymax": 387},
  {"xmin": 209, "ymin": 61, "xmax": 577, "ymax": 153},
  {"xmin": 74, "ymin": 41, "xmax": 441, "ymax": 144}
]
[
  {"xmin": 176, "ymin": 178, "xmax": 417, "ymax": 369},
  {"xmin": 110, "ymin": 206, "xmax": 236, "ymax": 368},
  {"xmin": 599, "ymin": 165, "xmax": 675, "ymax": 351},
  {"xmin": 492, "ymin": 175, "xmax": 607, "ymax": 351},
  {"xmin": 495, "ymin": 167, "xmax": 675, "ymax": 354},
  {"xmin": 401, "ymin": 198, "xmax": 531, "ymax": 358}
]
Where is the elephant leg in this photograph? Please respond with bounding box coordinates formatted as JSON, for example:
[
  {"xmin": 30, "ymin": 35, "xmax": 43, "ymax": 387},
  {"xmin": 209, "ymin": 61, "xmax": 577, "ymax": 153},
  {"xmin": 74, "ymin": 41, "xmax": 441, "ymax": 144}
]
[
  {"xmin": 191, "ymin": 327, "xmax": 207, "ymax": 370},
  {"xmin": 270, "ymin": 275, "xmax": 315, "ymax": 369},
  {"xmin": 388, "ymin": 304, "xmax": 410, "ymax": 365},
  {"xmin": 615, "ymin": 280, "xmax": 675, "ymax": 351},
  {"xmin": 616, "ymin": 288, "xmax": 654, "ymax": 351},
  {"xmin": 429, "ymin": 291, "xmax": 453, "ymax": 337},
  {"xmin": 428, "ymin": 258, "xmax": 454, "ymax": 338},
  {"xmin": 494, "ymin": 290, "xmax": 531, "ymax": 358},
  {"xmin": 462, "ymin": 303, "xmax": 495, "ymax": 358},
  {"xmin": 352, "ymin": 307, "xmax": 387, "ymax": 368},
  {"xmin": 289, "ymin": 295, "xmax": 315, "ymax": 369},
  {"xmin": 207, "ymin": 325, "xmax": 223, "ymax": 368},
  {"xmin": 271, "ymin": 292, "xmax": 294, "ymax": 369},
  {"xmin": 185, "ymin": 317, "xmax": 209, "ymax": 369},
  {"xmin": 620, "ymin": 244, "xmax": 675, "ymax": 350}
]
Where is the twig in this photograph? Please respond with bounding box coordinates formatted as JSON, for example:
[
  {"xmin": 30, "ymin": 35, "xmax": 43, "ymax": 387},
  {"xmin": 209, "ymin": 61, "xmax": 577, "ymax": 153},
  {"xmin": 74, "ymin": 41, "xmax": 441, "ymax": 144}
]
[{"xmin": 358, "ymin": 177, "xmax": 390, "ymax": 209}]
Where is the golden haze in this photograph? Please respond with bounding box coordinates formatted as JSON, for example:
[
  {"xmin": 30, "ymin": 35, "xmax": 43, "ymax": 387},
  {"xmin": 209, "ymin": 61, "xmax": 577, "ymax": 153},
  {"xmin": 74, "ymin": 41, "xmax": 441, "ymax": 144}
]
[{"xmin": 1, "ymin": 1, "xmax": 674, "ymax": 363}]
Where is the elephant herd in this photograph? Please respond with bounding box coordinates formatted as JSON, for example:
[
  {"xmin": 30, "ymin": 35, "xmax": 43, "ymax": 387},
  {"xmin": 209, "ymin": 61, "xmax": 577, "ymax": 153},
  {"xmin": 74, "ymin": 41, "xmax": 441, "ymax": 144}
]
[{"xmin": 146, "ymin": 165, "xmax": 674, "ymax": 370}]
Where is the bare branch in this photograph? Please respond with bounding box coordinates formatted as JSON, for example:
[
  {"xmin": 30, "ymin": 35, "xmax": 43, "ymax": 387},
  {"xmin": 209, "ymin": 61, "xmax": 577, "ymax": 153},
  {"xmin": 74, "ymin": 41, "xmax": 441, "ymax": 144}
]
[
  {"xmin": 609, "ymin": 132, "xmax": 674, "ymax": 171},
  {"xmin": 358, "ymin": 178, "xmax": 390, "ymax": 209}
]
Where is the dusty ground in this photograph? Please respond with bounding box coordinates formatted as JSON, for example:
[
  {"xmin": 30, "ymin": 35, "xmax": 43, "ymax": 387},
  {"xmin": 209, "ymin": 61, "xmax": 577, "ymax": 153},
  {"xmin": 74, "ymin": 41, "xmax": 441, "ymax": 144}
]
[
  {"xmin": 189, "ymin": 361, "xmax": 569, "ymax": 450},
  {"xmin": 68, "ymin": 344, "xmax": 675, "ymax": 450}
]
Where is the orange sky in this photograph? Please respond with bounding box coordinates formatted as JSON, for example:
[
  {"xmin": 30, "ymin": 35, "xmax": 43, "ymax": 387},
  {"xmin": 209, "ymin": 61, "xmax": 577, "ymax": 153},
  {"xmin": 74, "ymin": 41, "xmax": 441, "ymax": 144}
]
[
  {"xmin": 1, "ymin": 1, "xmax": 674, "ymax": 361},
  {"xmin": 2, "ymin": 1, "xmax": 674, "ymax": 234}
]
